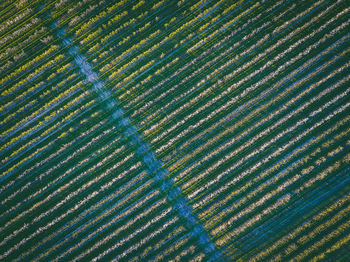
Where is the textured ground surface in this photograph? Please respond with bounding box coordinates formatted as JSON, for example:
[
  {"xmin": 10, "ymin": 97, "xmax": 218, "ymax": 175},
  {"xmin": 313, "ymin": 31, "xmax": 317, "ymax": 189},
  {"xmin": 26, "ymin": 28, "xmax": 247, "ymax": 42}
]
[{"xmin": 0, "ymin": 0, "xmax": 349, "ymax": 261}]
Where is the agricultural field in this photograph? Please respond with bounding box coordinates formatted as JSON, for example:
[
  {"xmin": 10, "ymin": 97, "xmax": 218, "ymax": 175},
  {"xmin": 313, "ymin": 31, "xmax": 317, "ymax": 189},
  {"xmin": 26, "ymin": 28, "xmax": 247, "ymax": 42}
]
[{"xmin": 0, "ymin": 0, "xmax": 349, "ymax": 261}]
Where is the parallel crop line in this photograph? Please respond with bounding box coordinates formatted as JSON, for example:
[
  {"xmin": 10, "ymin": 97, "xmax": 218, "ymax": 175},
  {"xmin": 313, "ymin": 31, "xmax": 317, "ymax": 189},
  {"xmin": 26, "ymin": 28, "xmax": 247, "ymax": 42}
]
[{"xmin": 174, "ymin": 29, "xmax": 349, "ymax": 186}]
